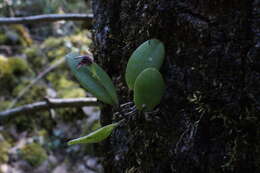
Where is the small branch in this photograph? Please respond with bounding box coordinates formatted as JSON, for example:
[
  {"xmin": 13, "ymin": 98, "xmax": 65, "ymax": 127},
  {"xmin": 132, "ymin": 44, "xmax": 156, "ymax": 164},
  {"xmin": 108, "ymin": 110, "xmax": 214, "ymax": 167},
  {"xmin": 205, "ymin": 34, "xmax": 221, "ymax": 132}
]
[
  {"xmin": 0, "ymin": 13, "xmax": 93, "ymax": 25},
  {"xmin": 0, "ymin": 97, "xmax": 99, "ymax": 120},
  {"xmin": 8, "ymin": 57, "xmax": 65, "ymax": 109}
]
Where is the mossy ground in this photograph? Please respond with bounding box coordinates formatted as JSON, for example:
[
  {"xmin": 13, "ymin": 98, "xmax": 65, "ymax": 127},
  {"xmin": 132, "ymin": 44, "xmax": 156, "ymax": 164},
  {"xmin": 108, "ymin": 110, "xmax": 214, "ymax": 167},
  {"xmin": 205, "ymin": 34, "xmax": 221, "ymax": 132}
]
[{"xmin": 20, "ymin": 142, "xmax": 48, "ymax": 167}]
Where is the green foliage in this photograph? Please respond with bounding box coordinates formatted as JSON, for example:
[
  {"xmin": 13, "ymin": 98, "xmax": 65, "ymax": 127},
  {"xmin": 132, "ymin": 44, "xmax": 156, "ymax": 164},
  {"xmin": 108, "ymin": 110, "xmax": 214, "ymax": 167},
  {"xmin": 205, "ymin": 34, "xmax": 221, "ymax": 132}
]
[
  {"xmin": 20, "ymin": 143, "xmax": 48, "ymax": 167},
  {"xmin": 125, "ymin": 39, "xmax": 166, "ymax": 110},
  {"xmin": 134, "ymin": 68, "xmax": 165, "ymax": 111},
  {"xmin": 66, "ymin": 52, "xmax": 118, "ymax": 106},
  {"xmin": 66, "ymin": 39, "xmax": 166, "ymax": 146},
  {"xmin": 125, "ymin": 39, "xmax": 165, "ymax": 89},
  {"xmin": 68, "ymin": 123, "xmax": 118, "ymax": 145}
]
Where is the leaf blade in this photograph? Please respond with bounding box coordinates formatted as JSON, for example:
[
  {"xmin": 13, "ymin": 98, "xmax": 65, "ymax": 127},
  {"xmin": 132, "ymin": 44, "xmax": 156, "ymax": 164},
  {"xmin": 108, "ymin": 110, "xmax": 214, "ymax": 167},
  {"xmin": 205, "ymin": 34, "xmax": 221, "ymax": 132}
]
[
  {"xmin": 125, "ymin": 39, "xmax": 165, "ymax": 89},
  {"xmin": 68, "ymin": 123, "xmax": 118, "ymax": 145},
  {"xmin": 134, "ymin": 68, "xmax": 165, "ymax": 111},
  {"xmin": 66, "ymin": 52, "xmax": 117, "ymax": 105},
  {"xmin": 89, "ymin": 63, "xmax": 119, "ymax": 105}
]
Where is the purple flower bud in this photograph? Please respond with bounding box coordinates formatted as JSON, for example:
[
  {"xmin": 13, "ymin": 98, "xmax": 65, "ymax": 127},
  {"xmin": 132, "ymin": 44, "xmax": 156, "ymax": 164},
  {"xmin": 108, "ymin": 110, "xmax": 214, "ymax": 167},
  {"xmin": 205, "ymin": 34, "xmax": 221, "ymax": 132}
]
[{"xmin": 75, "ymin": 55, "xmax": 94, "ymax": 69}]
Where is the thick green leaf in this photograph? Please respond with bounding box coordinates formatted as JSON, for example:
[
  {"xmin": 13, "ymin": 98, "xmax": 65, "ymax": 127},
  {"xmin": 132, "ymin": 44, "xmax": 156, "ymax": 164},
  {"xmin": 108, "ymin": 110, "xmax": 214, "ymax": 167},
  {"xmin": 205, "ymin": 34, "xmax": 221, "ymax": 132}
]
[
  {"xmin": 134, "ymin": 68, "xmax": 165, "ymax": 111},
  {"xmin": 90, "ymin": 63, "xmax": 118, "ymax": 105},
  {"xmin": 68, "ymin": 123, "xmax": 118, "ymax": 145},
  {"xmin": 66, "ymin": 52, "xmax": 118, "ymax": 105},
  {"xmin": 125, "ymin": 39, "xmax": 165, "ymax": 89}
]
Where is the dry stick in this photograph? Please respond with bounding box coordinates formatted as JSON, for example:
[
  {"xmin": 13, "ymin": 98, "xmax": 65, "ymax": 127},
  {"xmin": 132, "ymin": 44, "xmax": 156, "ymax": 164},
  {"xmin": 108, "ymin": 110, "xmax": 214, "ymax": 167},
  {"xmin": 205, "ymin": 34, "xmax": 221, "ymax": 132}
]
[
  {"xmin": 8, "ymin": 57, "xmax": 65, "ymax": 109},
  {"xmin": 0, "ymin": 13, "xmax": 93, "ymax": 25},
  {"xmin": 0, "ymin": 97, "xmax": 99, "ymax": 120}
]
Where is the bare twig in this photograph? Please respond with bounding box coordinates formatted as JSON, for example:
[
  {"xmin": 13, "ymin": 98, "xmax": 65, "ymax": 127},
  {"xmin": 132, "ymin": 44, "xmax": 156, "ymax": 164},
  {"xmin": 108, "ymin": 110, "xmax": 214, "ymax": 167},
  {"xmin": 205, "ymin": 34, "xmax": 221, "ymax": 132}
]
[
  {"xmin": 8, "ymin": 57, "xmax": 65, "ymax": 109},
  {"xmin": 0, "ymin": 97, "xmax": 99, "ymax": 120},
  {"xmin": 0, "ymin": 13, "xmax": 93, "ymax": 25}
]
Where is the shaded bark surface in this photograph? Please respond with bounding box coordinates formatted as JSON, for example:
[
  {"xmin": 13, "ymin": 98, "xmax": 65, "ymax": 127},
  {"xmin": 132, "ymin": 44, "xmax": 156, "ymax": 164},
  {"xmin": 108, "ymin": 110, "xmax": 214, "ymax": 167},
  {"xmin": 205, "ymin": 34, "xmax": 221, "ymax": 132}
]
[{"xmin": 92, "ymin": 0, "xmax": 260, "ymax": 173}]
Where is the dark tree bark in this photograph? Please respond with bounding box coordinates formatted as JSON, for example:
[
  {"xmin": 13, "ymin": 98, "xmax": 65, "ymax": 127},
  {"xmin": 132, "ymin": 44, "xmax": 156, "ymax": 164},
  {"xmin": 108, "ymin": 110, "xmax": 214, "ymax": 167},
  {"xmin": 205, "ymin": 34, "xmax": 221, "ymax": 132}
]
[{"xmin": 91, "ymin": 0, "xmax": 260, "ymax": 173}]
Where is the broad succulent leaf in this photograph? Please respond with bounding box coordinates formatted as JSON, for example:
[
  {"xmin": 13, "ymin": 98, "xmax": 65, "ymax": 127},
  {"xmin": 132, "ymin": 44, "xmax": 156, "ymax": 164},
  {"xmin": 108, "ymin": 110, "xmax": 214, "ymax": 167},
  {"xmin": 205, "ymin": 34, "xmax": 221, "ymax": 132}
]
[
  {"xmin": 134, "ymin": 68, "xmax": 165, "ymax": 111},
  {"xmin": 125, "ymin": 39, "xmax": 165, "ymax": 89}
]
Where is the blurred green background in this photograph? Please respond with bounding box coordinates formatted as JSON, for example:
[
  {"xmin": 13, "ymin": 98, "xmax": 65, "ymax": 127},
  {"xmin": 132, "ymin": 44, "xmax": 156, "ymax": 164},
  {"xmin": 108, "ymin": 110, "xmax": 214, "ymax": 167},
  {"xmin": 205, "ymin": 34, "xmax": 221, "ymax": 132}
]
[{"xmin": 0, "ymin": 1, "xmax": 103, "ymax": 173}]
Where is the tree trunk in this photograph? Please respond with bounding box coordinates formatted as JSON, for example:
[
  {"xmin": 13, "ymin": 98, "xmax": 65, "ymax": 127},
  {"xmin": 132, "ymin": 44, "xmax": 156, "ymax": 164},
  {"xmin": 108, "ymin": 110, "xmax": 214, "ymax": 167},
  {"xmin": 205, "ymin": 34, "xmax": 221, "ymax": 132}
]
[{"xmin": 91, "ymin": 0, "xmax": 260, "ymax": 173}]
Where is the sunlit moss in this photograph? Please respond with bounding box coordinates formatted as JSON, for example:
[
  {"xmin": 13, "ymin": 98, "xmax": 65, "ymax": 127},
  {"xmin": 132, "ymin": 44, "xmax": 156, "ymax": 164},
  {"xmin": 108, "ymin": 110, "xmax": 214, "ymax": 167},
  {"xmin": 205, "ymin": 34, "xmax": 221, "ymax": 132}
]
[
  {"xmin": 41, "ymin": 37, "xmax": 64, "ymax": 49},
  {"xmin": 0, "ymin": 56, "xmax": 16, "ymax": 94},
  {"xmin": 20, "ymin": 142, "xmax": 48, "ymax": 167},
  {"xmin": 69, "ymin": 34, "xmax": 92, "ymax": 46},
  {"xmin": 0, "ymin": 55, "xmax": 12, "ymax": 77},
  {"xmin": 57, "ymin": 77, "xmax": 76, "ymax": 89},
  {"xmin": 67, "ymin": 30, "xmax": 92, "ymax": 47},
  {"xmin": 47, "ymin": 74, "xmax": 72, "ymax": 89},
  {"xmin": 59, "ymin": 88, "xmax": 86, "ymax": 98},
  {"xmin": 8, "ymin": 57, "xmax": 29, "ymax": 75},
  {"xmin": 47, "ymin": 47, "xmax": 68, "ymax": 60},
  {"xmin": 0, "ymin": 55, "xmax": 29, "ymax": 77},
  {"xmin": 46, "ymin": 74, "xmax": 86, "ymax": 98}
]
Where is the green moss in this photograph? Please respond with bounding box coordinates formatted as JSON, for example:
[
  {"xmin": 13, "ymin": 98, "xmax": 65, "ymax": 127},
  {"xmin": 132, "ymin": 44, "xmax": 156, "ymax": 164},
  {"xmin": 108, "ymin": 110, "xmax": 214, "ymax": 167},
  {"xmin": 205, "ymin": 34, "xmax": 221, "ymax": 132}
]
[
  {"xmin": 57, "ymin": 77, "xmax": 76, "ymax": 89},
  {"xmin": 47, "ymin": 47, "xmax": 68, "ymax": 60},
  {"xmin": 68, "ymin": 31, "xmax": 92, "ymax": 46},
  {"xmin": 8, "ymin": 57, "xmax": 29, "ymax": 75},
  {"xmin": 24, "ymin": 46, "xmax": 39, "ymax": 58},
  {"xmin": 0, "ymin": 55, "xmax": 29, "ymax": 77},
  {"xmin": 23, "ymin": 85, "xmax": 46, "ymax": 103},
  {"xmin": 20, "ymin": 142, "xmax": 48, "ymax": 167},
  {"xmin": 0, "ymin": 55, "xmax": 17, "ymax": 94},
  {"xmin": 0, "ymin": 55, "xmax": 12, "ymax": 77},
  {"xmin": 24, "ymin": 46, "xmax": 45, "ymax": 70},
  {"xmin": 41, "ymin": 37, "xmax": 64, "ymax": 49},
  {"xmin": 12, "ymin": 83, "xmax": 46, "ymax": 109},
  {"xmin": 46, "ymin": 75, "xmax": 86, "ymax": 98},
  {"xmin": 0, "ymin": 139, "xmax": 11, "ymax": 164},
  {"xmin": 59, "ymin": 88, "xmax": 86, "ymax": 98}
]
